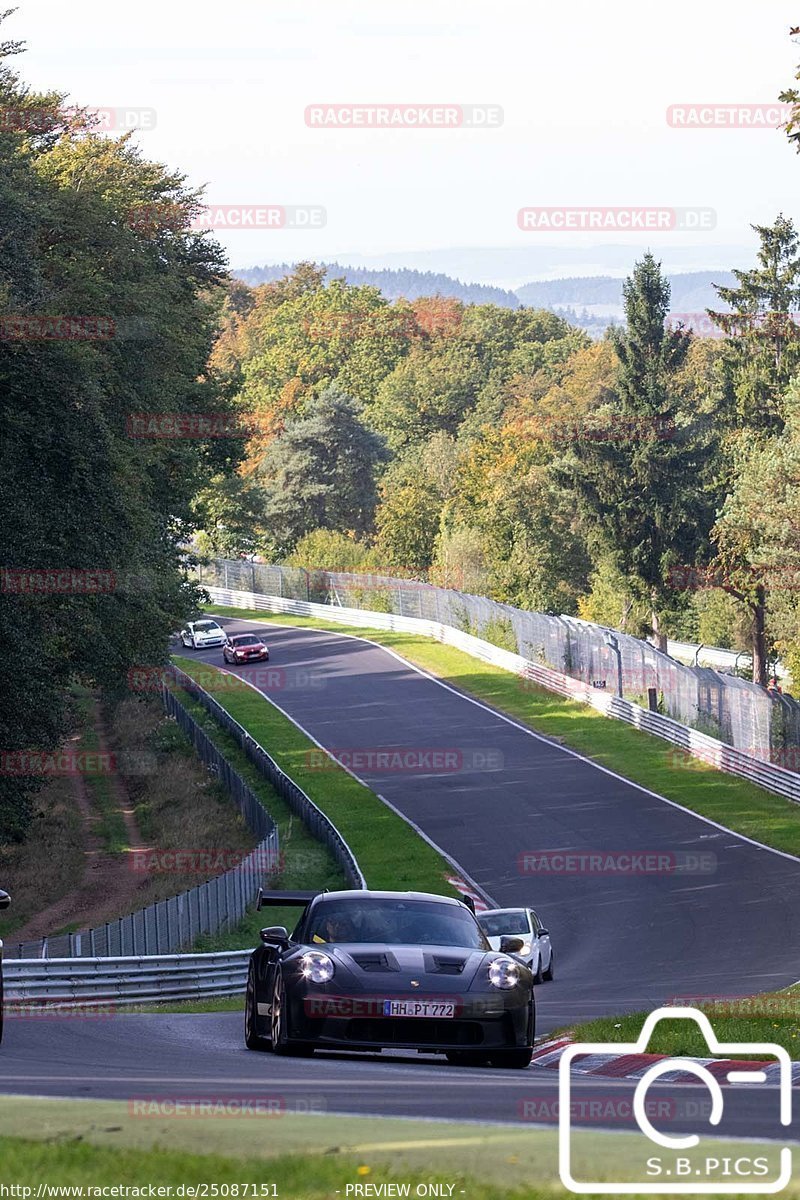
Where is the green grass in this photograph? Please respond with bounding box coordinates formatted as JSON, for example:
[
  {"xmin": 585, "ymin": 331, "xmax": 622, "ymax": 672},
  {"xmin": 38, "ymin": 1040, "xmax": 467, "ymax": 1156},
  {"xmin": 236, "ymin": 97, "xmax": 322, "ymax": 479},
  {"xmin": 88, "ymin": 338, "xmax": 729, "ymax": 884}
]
[
  {"xmin": 168, "ymin": 678, "xmax": 346, "ymax": 950},
  {"xmin": 204, "ymin": 605, "xmax": 800, "ymax": 859},
  {"xmin": 128, "ymin": 994, "xmax": 243, "ymax": 1013},
  {"xmin": 72, "ymin": 686, "xmax": 129, "ymax": 855},
  {"xmin": 172, "ymin": 655, "xmax": 462, "ymax": 902},
  {"xmin": 0, "ymin": 1097, "xmax": 795, "ymax": 1198},
  {"xmin": 562, "ymin": 986, "xmax": 800, "ymax": 1060}
]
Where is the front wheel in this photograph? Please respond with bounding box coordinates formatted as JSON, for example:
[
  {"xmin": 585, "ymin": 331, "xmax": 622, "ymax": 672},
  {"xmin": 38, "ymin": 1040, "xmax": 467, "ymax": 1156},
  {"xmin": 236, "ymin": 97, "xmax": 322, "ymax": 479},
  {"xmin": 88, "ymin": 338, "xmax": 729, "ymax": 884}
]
[
  {"xmin": 542, "ymin": 951, "xmax": 554, "ymax": 982},
  {"xmin": 445, "ymin": 1050, "xmax": 489, "ymax": 1067},
  {"xmin": 270, "ymin": 975, "xmax": 313, "ymax": 1057},
  {"xmin": 490, "ymin": 1047, "xmax": 533, "ymax": 1069}
]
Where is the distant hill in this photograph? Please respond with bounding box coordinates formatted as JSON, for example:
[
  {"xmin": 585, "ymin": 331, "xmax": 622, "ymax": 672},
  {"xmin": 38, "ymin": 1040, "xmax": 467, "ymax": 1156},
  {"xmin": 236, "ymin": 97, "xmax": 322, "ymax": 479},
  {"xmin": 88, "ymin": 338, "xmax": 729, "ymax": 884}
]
[
  {"xmin": 234, "ymin": 262, "xmax": 521, "ymax": 308},
  {"xmin": 232, "ymin": 264, "xmax": 737, "ymax": 337},
  {"xmin": 516, "ymin": 270, "xmax": 736, "ymax": 313}
]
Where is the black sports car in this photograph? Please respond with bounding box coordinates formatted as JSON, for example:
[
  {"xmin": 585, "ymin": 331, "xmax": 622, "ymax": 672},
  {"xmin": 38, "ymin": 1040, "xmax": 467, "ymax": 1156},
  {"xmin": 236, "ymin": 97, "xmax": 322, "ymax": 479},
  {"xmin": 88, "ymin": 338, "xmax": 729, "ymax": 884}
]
[
  {"xmin": 0, "ymin": 889, "xmax": 10, "ymax": 1046},
  {"xmin": 244, "ymin": 888, "xmax": 535, "ymax": 1068}
]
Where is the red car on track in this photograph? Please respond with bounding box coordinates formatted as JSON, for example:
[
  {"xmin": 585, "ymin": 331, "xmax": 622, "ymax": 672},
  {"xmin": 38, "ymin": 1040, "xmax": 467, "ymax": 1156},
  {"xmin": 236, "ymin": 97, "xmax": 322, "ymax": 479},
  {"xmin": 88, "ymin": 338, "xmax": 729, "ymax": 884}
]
[{"xmin": 223, "ymin": 632, "xmax": 270, "ymax": 664}]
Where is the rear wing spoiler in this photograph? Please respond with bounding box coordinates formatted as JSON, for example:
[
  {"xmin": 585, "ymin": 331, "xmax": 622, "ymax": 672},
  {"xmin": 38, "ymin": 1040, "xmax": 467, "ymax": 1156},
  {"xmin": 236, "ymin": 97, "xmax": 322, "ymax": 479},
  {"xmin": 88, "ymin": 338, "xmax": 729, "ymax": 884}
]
[{"xmin": 257, "ymin": 889, "xmax": 323, "ymax": 911}]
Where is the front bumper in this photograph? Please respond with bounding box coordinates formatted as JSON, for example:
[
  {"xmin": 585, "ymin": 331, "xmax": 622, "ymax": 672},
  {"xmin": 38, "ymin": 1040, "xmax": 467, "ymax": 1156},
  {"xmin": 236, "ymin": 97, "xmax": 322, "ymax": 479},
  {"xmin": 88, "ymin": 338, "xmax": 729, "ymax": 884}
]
[{"xmin": 288, "ymin": 994, "xmax": 532, "ymax": 1052}]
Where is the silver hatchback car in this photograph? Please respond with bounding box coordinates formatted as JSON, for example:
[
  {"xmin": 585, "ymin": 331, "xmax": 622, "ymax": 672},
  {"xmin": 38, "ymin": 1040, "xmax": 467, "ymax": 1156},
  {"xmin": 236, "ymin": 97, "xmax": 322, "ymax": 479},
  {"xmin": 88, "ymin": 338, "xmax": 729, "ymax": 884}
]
[{"xmin": 477, "ymin": 907, "xmax": 554, "ymax": 983}]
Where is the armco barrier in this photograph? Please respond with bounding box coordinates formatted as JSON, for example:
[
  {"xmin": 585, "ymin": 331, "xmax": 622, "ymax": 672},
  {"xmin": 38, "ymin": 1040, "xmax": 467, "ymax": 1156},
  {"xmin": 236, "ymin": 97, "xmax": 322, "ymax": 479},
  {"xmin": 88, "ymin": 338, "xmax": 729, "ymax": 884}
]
[
  {"xmin": 169, "ymin": 665, "xmax": 367, "ymax": 890},
  {"xmin": 4, "ymin": 950, "xmax": 251, "ymax": 1007},
  {"xmin": 202, "ymin": 559, "xmax": 800, "ymax": 760},
  {"xmin": 205, "ymin": 586, "xmax": 800, "ymax": 805}
]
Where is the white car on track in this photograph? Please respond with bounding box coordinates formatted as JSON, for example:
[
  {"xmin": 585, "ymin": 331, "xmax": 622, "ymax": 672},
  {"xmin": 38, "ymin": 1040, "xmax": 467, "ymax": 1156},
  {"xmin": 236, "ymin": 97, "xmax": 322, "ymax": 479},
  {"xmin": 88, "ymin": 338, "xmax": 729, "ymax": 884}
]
[
  {"xmin": 477, "ymin": 907, "xmax": 554, "ymax": 983},
  {"xmin": 179, "ymin": 619, "xmax": 227, "ymax": 649}
]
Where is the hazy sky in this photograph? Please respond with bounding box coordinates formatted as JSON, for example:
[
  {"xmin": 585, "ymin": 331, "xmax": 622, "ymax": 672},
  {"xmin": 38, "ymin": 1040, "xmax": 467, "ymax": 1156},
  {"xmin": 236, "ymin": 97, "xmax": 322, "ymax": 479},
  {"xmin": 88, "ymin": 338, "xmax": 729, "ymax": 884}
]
[{"xmin": 8, "ymin": 2, "xmax": 800, "ymax": 280}]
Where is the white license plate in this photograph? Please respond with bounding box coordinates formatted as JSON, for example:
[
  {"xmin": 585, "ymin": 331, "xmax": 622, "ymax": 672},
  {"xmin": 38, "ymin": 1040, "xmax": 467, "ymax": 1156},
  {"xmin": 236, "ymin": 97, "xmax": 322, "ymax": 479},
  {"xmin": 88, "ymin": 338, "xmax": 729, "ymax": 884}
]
[{"xmin": 383, "ymin": 1000, "xmax": 455, "ymax": 1018}]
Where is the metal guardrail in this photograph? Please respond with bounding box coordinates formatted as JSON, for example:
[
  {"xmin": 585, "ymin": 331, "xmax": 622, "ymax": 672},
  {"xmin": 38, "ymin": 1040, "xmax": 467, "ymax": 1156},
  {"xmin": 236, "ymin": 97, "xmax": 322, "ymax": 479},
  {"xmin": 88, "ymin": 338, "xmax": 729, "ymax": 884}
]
[
  {"xmin": 169, "ymin": 665, "xmax": 367, "ymax": 890},
  {"xmin": 4, "ymin": 950, "xmax": 251, "ymax": 1007},
  {"xmin": 204, "ymin": 585, "xmax": 800, "ymax": 806},
  {"xmin": 201, "ymin": 559, "xmax": 800, "ymax": 763},
  {"xmin": 6, "ymin": 689, "xmax": 280, "ymax": 960},
  {"xmin": 666, "ymin": 638, "xmax": 788, "ymax": 680}
]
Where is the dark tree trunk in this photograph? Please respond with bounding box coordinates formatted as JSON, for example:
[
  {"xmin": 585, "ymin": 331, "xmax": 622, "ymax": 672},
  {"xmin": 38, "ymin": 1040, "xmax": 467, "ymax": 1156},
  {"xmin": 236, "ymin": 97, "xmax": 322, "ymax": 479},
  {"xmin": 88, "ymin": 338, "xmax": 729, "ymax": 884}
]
[
  {"xmin": 651, "ymin": 593, "xmax": 667, "ymax": 653},
  {"xmin": 752, "ymin": 585, "xmax": 768, "ymax": 686}
]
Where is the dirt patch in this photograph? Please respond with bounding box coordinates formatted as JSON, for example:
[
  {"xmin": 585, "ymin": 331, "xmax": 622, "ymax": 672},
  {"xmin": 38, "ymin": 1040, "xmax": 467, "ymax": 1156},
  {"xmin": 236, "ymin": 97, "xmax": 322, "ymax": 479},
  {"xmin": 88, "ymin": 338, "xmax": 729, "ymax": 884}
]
[{"xmin": 9, "ymin": 718, "xmax": 149, "ymax": 947}]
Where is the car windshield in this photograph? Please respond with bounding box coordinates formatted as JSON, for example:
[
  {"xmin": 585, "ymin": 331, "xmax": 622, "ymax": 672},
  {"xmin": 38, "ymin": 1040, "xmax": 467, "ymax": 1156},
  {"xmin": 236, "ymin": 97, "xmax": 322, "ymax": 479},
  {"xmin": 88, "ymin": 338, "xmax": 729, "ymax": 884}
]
[
  {"xmin": 478, "ymin": 911, "xmax": 530, "ymax": 937},
  {"xmin": 232, "ymin": 635, "xmax": 261, "ymax": 646},
  {"xmin": 305, "ymin": 899, "xmax": 489, "ymax": 948},
  {"xmin": 194, "ymin": 621, "xmax": 220, "ymax": 632}
]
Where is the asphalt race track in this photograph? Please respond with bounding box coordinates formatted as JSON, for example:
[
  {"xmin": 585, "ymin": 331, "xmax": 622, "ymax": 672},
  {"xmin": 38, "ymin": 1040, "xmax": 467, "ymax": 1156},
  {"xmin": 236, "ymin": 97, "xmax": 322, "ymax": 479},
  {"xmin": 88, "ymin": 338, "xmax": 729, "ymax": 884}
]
[{"xmin": 2, "ymin": 617, "xmax": 798, "ymax": 1141}]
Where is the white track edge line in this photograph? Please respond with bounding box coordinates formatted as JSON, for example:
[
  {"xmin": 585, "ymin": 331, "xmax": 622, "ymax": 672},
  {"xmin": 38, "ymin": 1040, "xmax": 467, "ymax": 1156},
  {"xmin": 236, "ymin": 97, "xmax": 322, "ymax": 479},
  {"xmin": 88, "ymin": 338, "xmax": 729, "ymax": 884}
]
[
  {"xmin": 212, "ymin": 613, "xmax": 800, "ymax": 868},
  {"xmin": 208, "ymin": 663, "xmax": 498, "ymax": 909}
]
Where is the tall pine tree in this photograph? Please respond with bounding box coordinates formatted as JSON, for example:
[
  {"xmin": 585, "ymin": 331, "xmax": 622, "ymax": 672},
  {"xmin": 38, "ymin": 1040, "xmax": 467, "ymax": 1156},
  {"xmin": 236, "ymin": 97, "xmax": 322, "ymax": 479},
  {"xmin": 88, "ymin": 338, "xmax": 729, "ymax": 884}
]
[
  {"xmin": 708, "ymin": 214, "xmax": 800, "ymax": 432},
  {"xmin": 560, "ymin": 254, "xmax": 715, "ymax": 649}
]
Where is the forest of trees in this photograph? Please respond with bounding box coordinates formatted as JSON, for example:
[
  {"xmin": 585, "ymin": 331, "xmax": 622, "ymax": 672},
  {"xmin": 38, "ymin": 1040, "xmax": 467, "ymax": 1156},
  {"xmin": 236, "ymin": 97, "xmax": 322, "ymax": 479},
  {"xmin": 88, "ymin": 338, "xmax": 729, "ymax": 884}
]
[
  {"xmin": 0, "ymin": 19, "xmax": 238, "ymax": 842},
  {"xmin": 201, "ymin": 224, "xmax": 800, "ymax": 691},
  {"xmin": 5, "ymin": 12, "xmax": 800, "ymax": 848}
]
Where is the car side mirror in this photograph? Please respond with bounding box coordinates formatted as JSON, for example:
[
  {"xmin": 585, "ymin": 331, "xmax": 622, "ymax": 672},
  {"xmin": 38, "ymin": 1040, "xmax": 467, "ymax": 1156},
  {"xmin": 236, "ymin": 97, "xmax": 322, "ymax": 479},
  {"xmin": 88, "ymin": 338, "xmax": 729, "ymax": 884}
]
[
  {"xmin": 538, "ymin": 928, "xmax": 550, "ymax": 938},
  {"xmin": 0, "ymin": 890, "xmax": 10, "ymax": 910},
  {"xmin": 260, "ymin": 925, "xmax": 289, "ymax": 949},
  {"xmin": 500, "ymin": 935, "xmax": 524, "ymax": 954}
]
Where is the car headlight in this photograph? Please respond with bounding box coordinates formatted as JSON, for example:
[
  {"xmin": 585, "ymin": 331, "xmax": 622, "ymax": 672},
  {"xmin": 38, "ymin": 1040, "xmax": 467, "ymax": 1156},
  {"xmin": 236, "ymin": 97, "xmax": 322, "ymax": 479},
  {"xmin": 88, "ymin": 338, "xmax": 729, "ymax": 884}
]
[
  {"xmin": 488, "ymin": 956, "xmax": 520, "ymax": 989},
  {"xmin": 300, "ymin": 951, "xmax": 335, "ymax": 983},
  {"xmin": 519, "ymin": 942, "xmax": 532, "ymax": 956}
]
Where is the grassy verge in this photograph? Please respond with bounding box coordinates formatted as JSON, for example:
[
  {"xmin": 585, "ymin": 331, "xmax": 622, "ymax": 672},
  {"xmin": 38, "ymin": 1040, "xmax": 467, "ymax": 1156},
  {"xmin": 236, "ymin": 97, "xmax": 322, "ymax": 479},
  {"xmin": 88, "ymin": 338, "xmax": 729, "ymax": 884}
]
[
  {"xmin": 168, "ymin": 677, "xmax": 345, "ymax": 950},
  {"xmin": 172, "ymin": 655, "xmax": 462, "ymax": 899},
  {"xmin": 561, "ymin": 985, "xmax": 800, "ymax": 1060},
  {"xmin": 204, "ymin": 605, "xmax": 800, "ymax": 859},
  {"xmin": 0, "ymin": 1097, "xmax": 795, "ymax": 1198},
  {"xmin": 73, "ymin": 686, "xmax": 128, "ymax": 855},
  {"xmin": 0, "ymin": 774, "xmax": 85, "ymax": 938}
]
